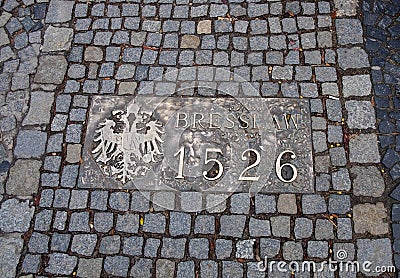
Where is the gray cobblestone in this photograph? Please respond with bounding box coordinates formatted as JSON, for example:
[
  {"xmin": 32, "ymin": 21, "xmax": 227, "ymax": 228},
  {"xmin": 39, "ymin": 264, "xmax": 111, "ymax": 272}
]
[
  {"xmin": 144, "ymin": 238, "xmax": 160, "ymax": 257},
  {"xmin": 189, "ymin": 238, "xmax": 209, "ymax": 259},
  {"xmin": 46, "ymin": 253, "xmax": 77, "ymax": 275},
  {"xmin": 112, "ymin": 212, "xmax": 137, "ymax": 233},
  {"xmin": 123, "ymin": 236, "xmax": 143, "ymax": 256},
  {"xmin": 220, "ymin": 215, "xmax": 246, "ymax": 238},
  {"xmin": 94, "ymin": 212, "xmax": 113, "ymax": 233},
  {"xmin": 315, "ymin": 219, "xmax": 334, "ymax": 240},
  {"xmin": 104, "ymin": 256, "xmax": 129, "ymax": 277},
  {"xmin": 69, "ymin": 212, "xmax": 90, "ymax": 232},
  {"xmin": 100, "ymin": 235, "xmax": 120, "ymax": 255},
  {"xmin": 71, "ymin": 234, "xmax": 97, "ymax": 256},
  {"xmin": 51, "ymin": 233, "xmax": 70, "ymax": 252}
]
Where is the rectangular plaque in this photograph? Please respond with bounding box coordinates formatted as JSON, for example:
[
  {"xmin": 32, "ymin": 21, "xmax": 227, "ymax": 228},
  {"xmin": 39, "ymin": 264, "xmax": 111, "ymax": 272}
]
[{"xmin": 79, "ymin": 97, "xmax": 314, "ymax": 194}]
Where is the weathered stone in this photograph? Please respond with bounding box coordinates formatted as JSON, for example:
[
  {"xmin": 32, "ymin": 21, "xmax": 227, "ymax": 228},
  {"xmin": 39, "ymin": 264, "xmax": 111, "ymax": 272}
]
[
  {"xmin": 271, "ymin": 216, "xmax": 290, "ymax": 238},
  {"xmin": 357, "ymin": 239, "xmax": 393, "ymax": 276},
  {"xmin": 353, "ymin": 203, "xmax": 389, "ymax": 235},
  {"xmin": 77, "ymin": 258, "xmax": 103, "ymax": 278},
  {"xmin": 181, "ymin": 35, "xmax": 200, "ymax": 48},
  {"xmin": 282, "ymin": 241, "xmax": 303, "ymax": 260},
  {"xmin": 236, "ymin": 239, "xmax": 255, "ymax": 259},
  {"xmin": 345, "ymin": 101, "xmax": 376, "ymax": 129},
  {"xmin": 351, "ymin": 166, "xmax": 385, "ymax": 197},
  {"xmin": 337, "ymin": 47, "xmax": 370, "ymax": 70},
  {"xmin": 45, "ymin": 1, "xmax": 74, "ymax": 23},
  {"xmin": 46, "ymin": 253, "xmax": 77, "ymax": 275},
  {"xmin": 35, "ymin": 55, "xmax": 68, "ymax": 84},
  {"xmin": 23, "ymin": 91, "xmax": 54, "ymax": 125},
  {"xmin": 43, "ymin": 26, "xmax": 73, "ymax": 52},
  {"xmin": 0, "ymin": 234, "xmax": 23, "ymax": 277},
  {"xmin": 335, "ymin": 19, "xmax": 363, "ymax": 45},
  {"xmin": 6, "ymin": 159, "xmax": 41, "ymax": 196},
  {"xmin": 277, "ymin": 194, "xmax": 297, "ymax": 214},
  {"xmin": 334, "ymin": 0, "xmax": 358, "ymax": 16},
  {"xmin": 349, "ymin": 134, "xmax": 380, "ymax": 163},
  {"xmin": 197, "ymin": 20, "xmax": 211, "ymax": 34},
  {"xmin": 14, "ymin": 130, "xmax": 47, "ymax": 158},
  {"xmin": 342, "ymin": 75, "xmax": 371, "ymax": 97},
  {"xmin": 0, "ymin": 198, "xmax": 34, "ymax": 232},
  {"xmin": 66, "ymin": 144, "xmax": 82, "ymax": 163},
  {"xmin": 84, "ymin": 46, "xmax": 103, "ymax": 61},
  {"xmin": 156, "ymin": 259, "xmax": 175, "ymax": 278}
]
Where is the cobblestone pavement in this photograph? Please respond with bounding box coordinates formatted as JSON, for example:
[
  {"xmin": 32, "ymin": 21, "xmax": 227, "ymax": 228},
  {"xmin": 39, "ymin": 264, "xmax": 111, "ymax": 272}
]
[{"xmin": 0, "ymin": 0, "xmax": 398, "ymax": 277}]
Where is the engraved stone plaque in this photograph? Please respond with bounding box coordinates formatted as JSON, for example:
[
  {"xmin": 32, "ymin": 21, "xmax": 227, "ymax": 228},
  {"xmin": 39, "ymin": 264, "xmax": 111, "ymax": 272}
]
[{"xmin": 79, "ymin": 96, "xmax": 314, "ymax": 194}]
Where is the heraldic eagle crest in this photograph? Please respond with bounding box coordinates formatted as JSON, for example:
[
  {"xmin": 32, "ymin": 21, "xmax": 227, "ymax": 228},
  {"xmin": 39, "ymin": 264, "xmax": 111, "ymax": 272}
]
[{"xmin": 92, "ymin": 100, "xmax": 164, "ymax": 184}]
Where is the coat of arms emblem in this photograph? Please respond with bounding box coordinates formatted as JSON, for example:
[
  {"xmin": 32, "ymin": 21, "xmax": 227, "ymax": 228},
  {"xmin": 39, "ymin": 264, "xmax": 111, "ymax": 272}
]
[{"xmin": 91, "ymin": 100, "xmax": 164, "ymax": 184}]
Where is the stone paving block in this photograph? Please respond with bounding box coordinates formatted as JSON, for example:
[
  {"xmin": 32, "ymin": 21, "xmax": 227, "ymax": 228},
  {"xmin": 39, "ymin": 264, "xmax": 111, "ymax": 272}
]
[
  {"xmin": 69, "ymin": 212, "xmax": 90, "ymax": 232},
  {"xmin": 259, "ymin": 238, "xmax": 280, "ymax": 259},
  {"xmin": 206, "ymin": 194, "xmax": 227, "ymax": 213},
  {"xmin": 143, "ymin": 213, "xmax": 166, "ymax": 234},
  {"xmin": 236, "ymin": 239, "xmax": 255, "ymax": 259},
  {"xmin": 336, "ymin": 19, "xmax": 363, "ymax": 45},
  {"xmin": 302, "ymin": 195, "xmax": 327, "ymax": 214},
  {"xmin": 294, "ymin": 218, "xmax": 313, "ymax": 239},
  {"xmin": 94, "ymin": 212, "xmax": 113, "ymax": 233},
  {"xmin": 349, "ymin": 134, "xmax": 380, "ymax": 163},
  {"xmin": 180, "ymin": 192, "xmax": 202, "ymax": 212},
  {"xmin": 194, "ymin": 215, "xmax": 215, "ymax": 234},
  {"xmin": 123, "ymin": 236, "xmax": 143, "ymax": 256},
  {"xmin": 45, "ymin": 1, "xmax": 74, "ymax": 23},
  {"xmin": 271, "ymin": 216, "xmax": 290, "ymax": 238},
  {"xmin": 277, "ymin": 194, "xmax": 297, "ymax": 214},
  {"xmin": 45, "ymin": 253, "xmax": 77, "ymax": 275},
  {"xmin": 34, "ymin": 209, "xmax": 52, "ymax": 231},
  {"xmin": 43, "ymin": 26, "xmax": 73, "ymax": 52},
  {"xmin": 357, "ymin": 239, "xmax": 393, "ymax": 276},
  {"xmin": 230, "ymin": 193, "xmax": 250, "ymax": 214},
  {"xmin": 162, "ymin": 238, "xmax": 186, "ymax": 259},
  {"xmin": 6, "ymin": 159, "xmax": 41, "ymax": 196},
  {"xmin": 170, "ymin": 212, "xmax": 191, "ymax": 236},
  {"xmin": 0, "ymin": 198, "xmax": 34, "ymax": 233},
  {"xmin": 109, "ymin": 192, "xmax": 130, "ymax": 211},
  {"xmin": 28, "ymin": 232, "xmax": 49, "ymax": 254},
  {"xmin": 35, "ymin": 55, "xmax": 67, "ymax": 84},
  {"xmin": 200, "ymin": 260, "xmax": 218, "ymax": 278},
  {"xmin": 346, "ymin": 100, "xmax": 376, "ymax": 129},
  {"xmin": 353, "ymin": 202, "xmax": 389, "ymax": 235},
  {"xmin": 308, "ymin": 241, "xmax": 328, "ymax": 259},
  {"xmin": 328, "ymin": 194, "xmax": 351, "ymax": 214},
  {"xmin": 14, "ymin": 130, "xmax": 47, "ymax": 158},
  {"xmin": 249, "ymin": 218, "xmax": 271, "ymax": 237},
  {"xmin": 51, "ymin": 233, "xmax": 70, "ymax": 252},
  {"xmin": 337, "ymin": 47, "xmax": 370, "ymax": 70},
  {"xmin": 71, "ymin": 234, "xmax": 97, "ymax": 256},
  {"xmin": 216, "ymin": 239, "xmax": 232, "ymax": 259},
  {"xmin": 100, "ymin": 235, "xmax": 120, "ymax": 255},
  {"xmin": 23, "ymin": 91, "xmax": 54, "ymax": 125},
  {"xmin": 130, "ymin": 258, "xmax": 152, "ymax": 278},
  {"xmin": 104, "ymin": 256, "xmax": 129, "ymax": 277},
  {"xmin": 144, "ymin": 238, "xmax": 160, "ymax": 258},
  {"xmin": 53, "ymin": 211, "xmax": 67, "ymax": 231},
  {"xmin": 315, "ymin": 219, "xmax": 334, "ymax": 240},
  {"xmin": 332, "ymin": 168, "xmax": 351, "ymax": 191},
  {"xmin": 220, "ymin": 215, "xmax": 246, "ymax": 238},
  {"xmin": 156, "ymin": 259, "xmax": 175, "ymax": 278},
  {"xmin": 342, "ymin": 75, "xmax": 372, "ymax": 97},
  {"xmin": 283, "ymin": 241, "xmax": 303, "ymax": 260},
  {"xmin": 90, "ymin": 191, "xmax": 108, "ymax": 211},
  {"xmin": 153, "ymin": 191, "xmax": 175, "ymax": 211},
  {"xmin": 222, "ymin": 261, "xmax": 243, "ymax": 277},
  {"xmin": 21, "ymin": 253, "xmax": 40, "ymax": 273},
  {"xmin": 351, "ymin": 166, "xmax": 385, "ymax": 197},
  {"xmin": 77, "ymin": 258, "xmax": 103, "ymax": 278},
  {"xmin": 116, "ymin": 214, "xmax": 139, "ymax": 233},
  {"xmin": 0, "ymin": 235, "xmax": 23, "ymax": 277}
]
